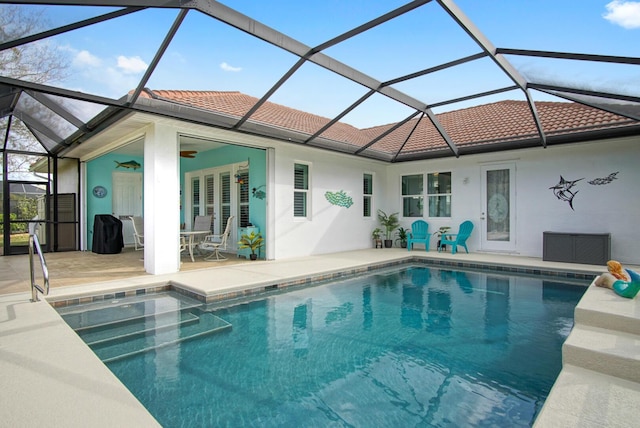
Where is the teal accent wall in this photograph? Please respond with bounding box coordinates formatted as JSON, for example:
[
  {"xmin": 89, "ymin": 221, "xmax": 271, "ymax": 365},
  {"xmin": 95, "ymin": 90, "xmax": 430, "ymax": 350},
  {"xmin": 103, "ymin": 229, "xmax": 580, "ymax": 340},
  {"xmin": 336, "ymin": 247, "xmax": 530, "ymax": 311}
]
[
  {"xmin": 85, "ymin": 145, "xmax": 265, "ymax": 250},
  {"xmin": 180, "ymin": 145, "xmax": 266, "ymax": 236},
  {"xmin": 86, "ymin": 154, "xmax": 143, "ymax": 250}
]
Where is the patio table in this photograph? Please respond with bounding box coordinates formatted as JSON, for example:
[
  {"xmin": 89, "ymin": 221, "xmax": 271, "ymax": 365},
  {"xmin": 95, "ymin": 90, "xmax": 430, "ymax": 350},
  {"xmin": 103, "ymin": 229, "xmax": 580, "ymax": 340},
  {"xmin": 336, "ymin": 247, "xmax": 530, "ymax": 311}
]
[{"xmin": 180, "ymin": 230, "xmax": 209, "ymax": 262}]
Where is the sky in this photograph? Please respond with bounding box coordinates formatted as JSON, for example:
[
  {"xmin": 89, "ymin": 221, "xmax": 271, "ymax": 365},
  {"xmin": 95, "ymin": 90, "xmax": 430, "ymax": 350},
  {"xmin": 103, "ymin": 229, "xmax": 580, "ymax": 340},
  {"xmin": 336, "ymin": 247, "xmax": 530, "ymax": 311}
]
[{"xmin": 10, "ymin": 0, "xmax": 640, "ymax": 128}]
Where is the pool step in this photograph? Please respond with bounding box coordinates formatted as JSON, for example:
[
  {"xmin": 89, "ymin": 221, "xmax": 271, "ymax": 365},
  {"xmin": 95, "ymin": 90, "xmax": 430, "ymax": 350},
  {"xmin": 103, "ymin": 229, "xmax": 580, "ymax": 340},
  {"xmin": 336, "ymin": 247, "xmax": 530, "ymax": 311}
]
[
  {"xmin": 58, "ymin": 292, "xmax": 232, "ymax": 363},
  {"xmin": 79, "ymin": 311, "xmax": 201, "ymax": 345},
  {"xmin": 88, "ymin": 309, "xmax": 232, "ymax": 363},
  {"xmin": 574, "ymin": 298, "xmax": 640, "ymax": 336},
  {"xmin": 562, "ymin": 285, "xmax": 640, "ymax": 383},
  {"xmin": 59, "ymin": 292, "xmax": 203, "ymax": 331},
  {"xmin": 563, "ymin": 324, "xmax": 640, "ymax": 384}
]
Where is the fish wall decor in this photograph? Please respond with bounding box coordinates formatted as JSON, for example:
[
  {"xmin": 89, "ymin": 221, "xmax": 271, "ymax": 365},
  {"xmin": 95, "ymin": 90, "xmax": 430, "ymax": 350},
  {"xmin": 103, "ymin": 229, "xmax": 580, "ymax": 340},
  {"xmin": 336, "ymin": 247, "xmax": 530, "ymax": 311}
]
[
  {"xmin": 550, "ymin": 176, "xmax": 583, "ymax": 210},
  {"xmin": 588, "ymin": 171, "xmax": 619, "ymax": 185},
  {"xmin": 325, "ymin": 190, "xmax": 353, "ymax": 208},
  {"xmin": 114, "ymin": 160, "xmax": 141, "ymax": 170},
  {"xmin": 550, "ymin": 171, "xmax": 620, "ymax": 210}
]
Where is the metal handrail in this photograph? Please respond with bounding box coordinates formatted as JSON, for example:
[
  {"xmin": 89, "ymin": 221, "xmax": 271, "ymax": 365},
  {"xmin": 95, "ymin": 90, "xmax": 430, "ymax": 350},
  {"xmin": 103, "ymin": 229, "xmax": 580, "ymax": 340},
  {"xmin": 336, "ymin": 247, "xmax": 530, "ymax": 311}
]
[{"xmin": 29, "ymin": 233, "xmax": 49, "ymax": 302}]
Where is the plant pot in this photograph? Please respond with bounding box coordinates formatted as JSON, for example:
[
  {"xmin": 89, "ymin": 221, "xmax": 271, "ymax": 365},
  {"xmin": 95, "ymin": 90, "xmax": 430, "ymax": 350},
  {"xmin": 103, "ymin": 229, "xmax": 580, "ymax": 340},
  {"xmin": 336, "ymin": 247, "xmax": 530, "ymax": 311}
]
[
  {"xmin": 250, "ymin": 254, "xmax": 258, "ymax": 260},
  {"xmin": 400, "ymin": 242, "xmax": 407, "ymax": 248},
  {"xmin": 384, "ymin": 239, "xmax": 393, "ymax": 248},
  {"xmin": 374, "ymin": 239, "xmax": 383, "ymax": 249}
]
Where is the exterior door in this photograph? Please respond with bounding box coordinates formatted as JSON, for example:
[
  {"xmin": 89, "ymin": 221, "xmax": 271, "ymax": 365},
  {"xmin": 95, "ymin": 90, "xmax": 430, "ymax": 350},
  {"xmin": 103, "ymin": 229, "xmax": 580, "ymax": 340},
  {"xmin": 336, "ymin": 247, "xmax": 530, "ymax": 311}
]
[
  {"xmin": 185, "ymin": 166, "xmax": 236, "ymax": 249},
  {"xmin": 112, "ymin": 171, "xmax": 143, "ymax": 246},
  {"xmin": 184, "ymin": 165, "xmax": 242, "ymax": 251},
  {"xmin": 481, "ymin": 163, "xmax": 516, "ymax": 252},
  {"xmin": 2, "ymin": 152, "xmax": 51, "ymax": 255}
]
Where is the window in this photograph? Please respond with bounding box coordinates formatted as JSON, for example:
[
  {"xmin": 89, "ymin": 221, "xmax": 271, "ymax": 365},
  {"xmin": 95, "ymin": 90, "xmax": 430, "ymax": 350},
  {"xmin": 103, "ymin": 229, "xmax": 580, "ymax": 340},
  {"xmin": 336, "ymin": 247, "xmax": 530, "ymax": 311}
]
[
  {"xmin": 363, "ymin": 173, "xmax": 373, "ymax": 217},
  {"xmin": 294, "ymin": 163, "xmax": 309, "ymax": 218},
  {"xmin": 402, "ymin": 174, "xmax": 423, "ymax": 217},
  {"xmin": 427, "ymin": 172, "xmax": 451, "ymax": 217}
]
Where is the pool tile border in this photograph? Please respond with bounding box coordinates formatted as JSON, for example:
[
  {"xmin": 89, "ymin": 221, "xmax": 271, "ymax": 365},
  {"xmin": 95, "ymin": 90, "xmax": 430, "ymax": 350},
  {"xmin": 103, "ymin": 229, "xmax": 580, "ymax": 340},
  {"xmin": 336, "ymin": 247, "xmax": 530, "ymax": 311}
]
[
  {"xmin": 49, "ymin": 284, "xmax": 172, "ymax": 308},
  {"xmin": 48, "ymin": 257, "xmax": 595, "ymax": 309}
]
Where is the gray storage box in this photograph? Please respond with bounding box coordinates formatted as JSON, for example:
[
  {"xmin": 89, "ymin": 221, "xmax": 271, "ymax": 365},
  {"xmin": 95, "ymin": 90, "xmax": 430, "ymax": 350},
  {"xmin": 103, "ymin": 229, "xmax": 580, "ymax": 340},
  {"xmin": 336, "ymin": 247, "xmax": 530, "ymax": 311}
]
[{"xmin": 543, "ymin": 232, "xmax": 611, "ymax": 265}]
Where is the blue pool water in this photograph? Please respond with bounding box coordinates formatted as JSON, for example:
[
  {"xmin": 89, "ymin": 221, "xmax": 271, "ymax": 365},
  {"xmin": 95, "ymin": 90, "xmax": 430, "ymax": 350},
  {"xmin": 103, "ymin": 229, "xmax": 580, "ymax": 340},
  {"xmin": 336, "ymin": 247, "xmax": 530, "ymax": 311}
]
[{"xmin": 60, "ymin": 265, "xmax": 588, "ymax": 427}]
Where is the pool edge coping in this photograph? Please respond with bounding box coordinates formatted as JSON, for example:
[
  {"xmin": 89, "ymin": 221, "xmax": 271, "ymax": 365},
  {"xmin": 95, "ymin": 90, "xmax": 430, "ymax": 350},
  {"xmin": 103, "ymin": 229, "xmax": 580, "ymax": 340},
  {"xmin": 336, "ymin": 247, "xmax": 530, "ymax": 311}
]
[{"xmin": 47, "ymin": 256, "xmax": 597, "ymax": 308}]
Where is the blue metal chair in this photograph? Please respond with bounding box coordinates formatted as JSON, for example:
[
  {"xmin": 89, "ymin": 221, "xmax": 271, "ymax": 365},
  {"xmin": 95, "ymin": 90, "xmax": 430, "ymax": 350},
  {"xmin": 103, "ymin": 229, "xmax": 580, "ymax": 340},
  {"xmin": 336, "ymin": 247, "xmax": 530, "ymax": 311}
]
[
  {"xmin": 439, "ymin": 220, "xmax": 474, "ymax": 254},
  {"xmin": 407, "ymin": 220, "xmax": 431, "ymax": 251}
]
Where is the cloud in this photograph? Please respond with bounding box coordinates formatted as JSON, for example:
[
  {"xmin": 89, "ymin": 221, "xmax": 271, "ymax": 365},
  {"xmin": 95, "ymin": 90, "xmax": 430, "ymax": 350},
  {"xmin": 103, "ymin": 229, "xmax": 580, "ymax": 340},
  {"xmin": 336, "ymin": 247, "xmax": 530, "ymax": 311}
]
[
  {"xmin": 117, "ymin": 55, "xmax": 148, "ymax": 74},
  {"xmin": 220, "ymin": 62, "xmax": 242, "ymax": 72},
  {"xmin": 73, "ymin": 49, "xmax": 102, "ymax": 67},
  {"xmin": 63, "ymin": 47, "xmax": 145, "ymax": 97},
  {"xmin": 603, "ymin": 1, "xmax": 640, "ymax": 28}
]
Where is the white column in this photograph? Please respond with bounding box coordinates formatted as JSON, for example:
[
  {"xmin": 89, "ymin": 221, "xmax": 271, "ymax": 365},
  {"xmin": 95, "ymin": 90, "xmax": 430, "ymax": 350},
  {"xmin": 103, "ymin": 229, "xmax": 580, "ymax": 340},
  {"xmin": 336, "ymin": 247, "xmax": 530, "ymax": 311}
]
[{"xmin": 143, "ymin": 123, "xmax": 181, "ymax": 274}]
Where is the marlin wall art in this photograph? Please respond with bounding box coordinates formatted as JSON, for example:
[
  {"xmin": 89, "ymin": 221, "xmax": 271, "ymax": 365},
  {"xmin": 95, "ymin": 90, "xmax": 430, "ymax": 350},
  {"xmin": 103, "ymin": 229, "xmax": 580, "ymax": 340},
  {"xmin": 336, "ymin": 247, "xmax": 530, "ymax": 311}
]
[{"xmin": 550, "ymin": 171, "xmax": 619, "ymax": 210}]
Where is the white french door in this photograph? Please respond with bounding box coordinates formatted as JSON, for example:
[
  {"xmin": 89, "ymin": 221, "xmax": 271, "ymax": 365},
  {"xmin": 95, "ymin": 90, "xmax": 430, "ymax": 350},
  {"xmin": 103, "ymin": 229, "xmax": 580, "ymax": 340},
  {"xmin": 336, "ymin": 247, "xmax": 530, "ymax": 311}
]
[
  {"xmin": 185, "ymin": 166, "xmax": 235, "ymax": 240},
  {"xmin": 112, "ymin": 171, "xmax": 143, "ymax": 246},
  {"xmin": 480, "ymin": 163, "xmax": 516, "ymax": 252}
]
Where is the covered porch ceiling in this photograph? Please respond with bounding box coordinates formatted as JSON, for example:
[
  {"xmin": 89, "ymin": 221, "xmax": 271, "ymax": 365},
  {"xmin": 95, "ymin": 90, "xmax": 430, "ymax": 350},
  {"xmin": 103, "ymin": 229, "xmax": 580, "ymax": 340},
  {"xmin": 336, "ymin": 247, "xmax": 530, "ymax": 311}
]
[{"xmin": 1, "ymin": 0, "xmax": 639, "ymax": 162}]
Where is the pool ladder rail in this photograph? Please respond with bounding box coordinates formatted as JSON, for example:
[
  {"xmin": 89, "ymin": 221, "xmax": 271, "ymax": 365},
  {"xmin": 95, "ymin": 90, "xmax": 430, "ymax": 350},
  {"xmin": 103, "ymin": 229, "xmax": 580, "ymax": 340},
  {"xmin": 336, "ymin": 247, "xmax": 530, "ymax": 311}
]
[{"xmin": 29, "ymin": 233, "xmax": 49, "ymax": 302}]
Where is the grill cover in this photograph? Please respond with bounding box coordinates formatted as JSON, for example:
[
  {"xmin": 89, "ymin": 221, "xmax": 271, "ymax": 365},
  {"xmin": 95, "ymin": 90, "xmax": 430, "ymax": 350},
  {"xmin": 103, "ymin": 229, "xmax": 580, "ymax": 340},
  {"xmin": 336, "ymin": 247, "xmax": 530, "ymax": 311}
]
[{"xmin": 92, "ymin": 214, "xmax": 124, "ymax": 254}]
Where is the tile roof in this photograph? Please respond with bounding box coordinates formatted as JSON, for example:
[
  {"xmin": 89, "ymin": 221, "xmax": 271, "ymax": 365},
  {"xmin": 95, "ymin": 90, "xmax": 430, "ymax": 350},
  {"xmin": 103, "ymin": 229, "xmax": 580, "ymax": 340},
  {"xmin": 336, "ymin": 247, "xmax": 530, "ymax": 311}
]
[{"xmin": 142, "ymin": 89, "xmax": 638, "ymax": 158}]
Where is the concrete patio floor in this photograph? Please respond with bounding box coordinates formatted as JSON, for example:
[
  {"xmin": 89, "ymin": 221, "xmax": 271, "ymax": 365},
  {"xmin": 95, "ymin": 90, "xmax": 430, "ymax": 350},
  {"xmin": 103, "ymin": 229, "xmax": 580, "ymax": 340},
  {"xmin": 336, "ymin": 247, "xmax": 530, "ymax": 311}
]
[
  {"xmin": 0, "ymin": 245, "xmax": 253, "ymax": 296},
  {"xmin": 0, "ymin": 247, "xmax": 638, "ymax": 427}
]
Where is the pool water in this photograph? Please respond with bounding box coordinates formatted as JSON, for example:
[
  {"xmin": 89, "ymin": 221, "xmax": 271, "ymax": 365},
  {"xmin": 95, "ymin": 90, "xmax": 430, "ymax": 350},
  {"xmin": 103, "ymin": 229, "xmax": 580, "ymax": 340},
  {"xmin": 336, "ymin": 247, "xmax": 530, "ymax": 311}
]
[{"xmin": 59, "ymin": 265, "xmax": 588, "ymax": 427}]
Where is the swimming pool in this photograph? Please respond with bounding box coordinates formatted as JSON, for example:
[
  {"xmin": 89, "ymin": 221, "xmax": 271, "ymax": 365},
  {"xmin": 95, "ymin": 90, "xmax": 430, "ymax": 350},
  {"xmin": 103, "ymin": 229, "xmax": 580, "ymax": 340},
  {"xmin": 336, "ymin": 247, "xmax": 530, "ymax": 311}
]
[{"xmin": 58, "ymin": 264, "xmax": 588, "ymax": 427}]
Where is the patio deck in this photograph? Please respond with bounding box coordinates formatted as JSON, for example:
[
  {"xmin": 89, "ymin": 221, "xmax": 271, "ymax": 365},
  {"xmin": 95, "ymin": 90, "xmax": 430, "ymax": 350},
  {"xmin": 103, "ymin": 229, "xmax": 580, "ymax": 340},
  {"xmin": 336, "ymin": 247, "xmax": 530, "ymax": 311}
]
[{"xmin": 0, "ymin": 248, "xmax": 638, "ymax": 427}]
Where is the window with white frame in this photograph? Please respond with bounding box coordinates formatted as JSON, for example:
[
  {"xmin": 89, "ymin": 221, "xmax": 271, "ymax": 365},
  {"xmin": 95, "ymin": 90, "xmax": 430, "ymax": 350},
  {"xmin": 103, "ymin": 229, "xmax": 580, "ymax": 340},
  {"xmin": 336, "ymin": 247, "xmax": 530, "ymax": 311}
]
[
  {"xmin": 427, "ymin": 172, "xmax": 451, "ymax": 217},
  {"xmin": 294, "ymin": 163, "xmax": 309, "ymax": 218},
  {"xmin": 402, "ymin": 174, "xmax": 423, "ymax": 217},
  {"xmin": 363, "ymin": 173, "xmax": 373, "ymax": 217}
]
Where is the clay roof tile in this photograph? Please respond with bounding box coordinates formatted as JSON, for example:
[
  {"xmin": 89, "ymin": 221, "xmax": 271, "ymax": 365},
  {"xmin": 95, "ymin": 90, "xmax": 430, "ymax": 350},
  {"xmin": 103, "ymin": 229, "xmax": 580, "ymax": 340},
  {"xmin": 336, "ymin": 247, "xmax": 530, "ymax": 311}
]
[{"xmin": 148, "ymin": 90, "xmax": 637, "ymax": 155}]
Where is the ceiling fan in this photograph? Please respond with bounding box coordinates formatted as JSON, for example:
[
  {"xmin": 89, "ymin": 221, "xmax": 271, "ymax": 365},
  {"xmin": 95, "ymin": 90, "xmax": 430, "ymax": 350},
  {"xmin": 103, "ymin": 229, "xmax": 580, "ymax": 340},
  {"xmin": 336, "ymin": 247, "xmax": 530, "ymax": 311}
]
[{"xmin": 180, "ymin": 150, "xmax": 197, "ymax": 158}]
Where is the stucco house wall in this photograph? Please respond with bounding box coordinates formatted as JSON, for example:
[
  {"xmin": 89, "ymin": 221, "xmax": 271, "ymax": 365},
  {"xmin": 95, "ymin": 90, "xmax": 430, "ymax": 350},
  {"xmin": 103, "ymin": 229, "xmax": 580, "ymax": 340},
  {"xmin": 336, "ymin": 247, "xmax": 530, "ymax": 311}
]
[
  {"xmin": 271, "ymin": 143, "xmax": 388, "ymax": 259},
  {"xmin": 386, "ymin": 136, "xmax": 639, "ymax": 264},
  {"xmin": 66, "ymin": 114, "xmax": 639, "ymax": 270}
]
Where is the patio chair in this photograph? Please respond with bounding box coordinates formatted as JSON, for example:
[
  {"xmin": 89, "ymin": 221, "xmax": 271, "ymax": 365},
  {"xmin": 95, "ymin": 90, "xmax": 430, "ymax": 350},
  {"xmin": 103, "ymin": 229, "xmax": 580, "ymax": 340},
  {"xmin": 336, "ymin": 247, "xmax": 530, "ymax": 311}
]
[
  {"xmin": 200, "ymin": 216, "xmax": 234, "ymax": 261},
  {"xmin": 438, "ymin": 220, "xmax": 474, "ymax": 255},
  {"xmin": 407, "ymin": 220, "xmax": 431, "ymax": 251},
  {"xmin": 179, "ymin": 235, "xmax": 187, "ymax": 256},
  {"xmin": 192, "ymin": 215, "xmax": 212, "ymax": 233},
  {"xmin": 129, "ymin": 216, "xmax": 144, "ymax": 251}
]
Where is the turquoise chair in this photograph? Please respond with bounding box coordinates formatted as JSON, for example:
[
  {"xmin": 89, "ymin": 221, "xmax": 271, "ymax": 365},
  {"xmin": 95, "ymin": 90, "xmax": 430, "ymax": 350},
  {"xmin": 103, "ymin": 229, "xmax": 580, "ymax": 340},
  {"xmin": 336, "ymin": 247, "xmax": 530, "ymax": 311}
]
[
  {"xmin": 438, "ymin": 220, "xmax": 474, "ymax": 254},
  {"xmin": 407, "ymin": 220, "xmax": 431, "ymax": 251}
]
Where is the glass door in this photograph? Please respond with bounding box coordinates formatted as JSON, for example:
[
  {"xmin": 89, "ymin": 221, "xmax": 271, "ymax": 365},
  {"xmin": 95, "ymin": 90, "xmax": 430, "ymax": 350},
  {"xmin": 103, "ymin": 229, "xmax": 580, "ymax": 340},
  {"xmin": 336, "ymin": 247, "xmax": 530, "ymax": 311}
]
[
  {"xmin": 186, "ymin": 167, "xmax": 234, "ymax": 236},
  {"xmin": 481, "ymin": 163, "xmax": 516, "ymax": 252}
]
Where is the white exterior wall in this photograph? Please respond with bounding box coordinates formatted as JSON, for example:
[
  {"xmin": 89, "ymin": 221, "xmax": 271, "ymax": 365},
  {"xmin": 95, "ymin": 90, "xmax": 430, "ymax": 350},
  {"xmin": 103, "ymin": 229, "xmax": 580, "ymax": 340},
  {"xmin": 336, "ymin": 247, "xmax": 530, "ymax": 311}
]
[
  {"xmin": 56, "ymin": 159, "xmax": 79, "ymax": 194},
  {"xmin": 386, "ymin": 136, "xmax": 640, "ymax": 264},
  {"xmin": 271, "ymin": 143, "xmax": 388, "ymax": 259},
  {"xmin": 63, "ymin": 114, "xmax": 640, "ymax": 267}
]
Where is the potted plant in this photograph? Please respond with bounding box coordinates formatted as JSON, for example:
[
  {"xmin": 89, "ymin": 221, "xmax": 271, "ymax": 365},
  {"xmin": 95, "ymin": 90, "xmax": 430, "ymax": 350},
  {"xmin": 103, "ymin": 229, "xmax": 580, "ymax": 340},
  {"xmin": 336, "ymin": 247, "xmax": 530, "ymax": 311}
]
[
  {"xmin": 396, "ymin": 227, "xmax": 409, "ymax": 248},
  {"xmin": 238, "ymin": 231, "xmax": 264, "ymax": 260},
  {"xmin": 372, "ymin": 227, "xmax": 383, "ymax": 248},
  {"xmin": 436, "ymin": 226, "xmax": 451, "ymax": 251},
  {"xmin": 377, "ymin": 210, "xmax": 399, "ymax": 248}
]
